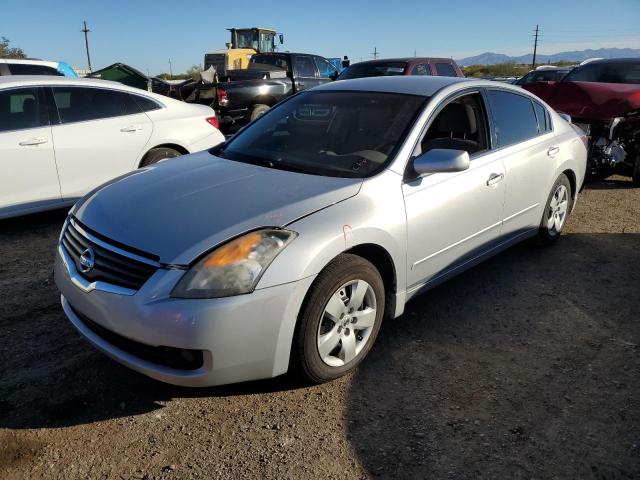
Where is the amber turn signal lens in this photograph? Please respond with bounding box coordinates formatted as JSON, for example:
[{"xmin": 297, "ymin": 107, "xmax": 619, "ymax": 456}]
[{"xmin": 203, "ymin": 232, "xmax": 263, "ymax": 267}]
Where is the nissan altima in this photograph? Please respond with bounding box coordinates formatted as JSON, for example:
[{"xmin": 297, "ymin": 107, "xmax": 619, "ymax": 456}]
[{"xmin": 54, "ymin": 76, "xmax": 587, "ymax": 386}]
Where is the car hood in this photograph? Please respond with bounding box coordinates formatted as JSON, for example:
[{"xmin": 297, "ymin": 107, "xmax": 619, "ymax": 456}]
[
  {"xmin": 72, "ymin": 151, "xmax": 362, "ymax": 265},
  {"xmin": 523, "ymin": 80, "xmax": 640, "ymax": 121}
]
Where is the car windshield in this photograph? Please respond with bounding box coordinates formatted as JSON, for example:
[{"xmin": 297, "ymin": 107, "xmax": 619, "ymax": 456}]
[
  {"xmin": 214, "ymin": 91, "xmax": 426, "ymax": 178},
  {"xmin": 338, "ymin": 62, "xmax": 407, "ymax": 80},
  {"xmin": 517, "ymin": 69, "xmax": 569, "ymax": 84},
  {"xmin": 563, "ymin": 62, "xmax": 640, "ymax": 84}
]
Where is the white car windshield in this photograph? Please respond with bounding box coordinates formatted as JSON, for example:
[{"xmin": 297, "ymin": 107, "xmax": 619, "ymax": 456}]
[{"xmin": 215, "ymin": 91, "xmax": 426, "ymax": 178}]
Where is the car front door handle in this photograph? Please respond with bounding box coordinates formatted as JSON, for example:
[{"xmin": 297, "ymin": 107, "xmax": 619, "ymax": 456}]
[
  {"xmin": 547, "ymin": 146, "xmax": 560, "ymax": 157},
  {"xmin": 486, "ymin": 173, "xmax": 504, "ymax": 187},
  {"xmin": 18, "ymin": 137, "xmax": 48, "ymax": 146},
  {"xmin": 120, "ymin": 125, "xmax": 142, "ymax": 132}
]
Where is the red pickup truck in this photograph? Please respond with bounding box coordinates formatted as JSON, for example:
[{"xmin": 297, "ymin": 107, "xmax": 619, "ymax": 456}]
[{"xmin": 337, "ymin": 57, "xmax": 464, "ymax": 80}]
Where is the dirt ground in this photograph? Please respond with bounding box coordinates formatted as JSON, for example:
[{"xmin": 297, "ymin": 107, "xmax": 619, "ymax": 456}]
[{"xmin": 1, "ymin": 176, "xmax": 639, "ymax": 480}]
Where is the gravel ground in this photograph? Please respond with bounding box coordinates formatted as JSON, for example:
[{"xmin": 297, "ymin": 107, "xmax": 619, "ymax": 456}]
[{"xmin": 1, "ymin": 177, "xmax": 639, "ymax": 480}]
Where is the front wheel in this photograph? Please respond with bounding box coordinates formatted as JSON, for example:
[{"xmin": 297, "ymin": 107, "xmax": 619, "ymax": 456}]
[
  {"xmin": 293, "ymin": 254, "xmax": 385, "ymax": 384},
  {"xmin": 538, "ymin": 173, "xmax": 572, "ymax": 244}
]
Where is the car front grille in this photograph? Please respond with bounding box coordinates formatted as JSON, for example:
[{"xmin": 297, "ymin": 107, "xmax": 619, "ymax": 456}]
[{"xmin": 61, "ymin": 219, "xmax": 159, "ymax": 291}]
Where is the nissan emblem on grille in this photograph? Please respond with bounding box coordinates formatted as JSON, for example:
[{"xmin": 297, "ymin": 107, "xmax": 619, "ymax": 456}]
[{"xmin": 78, "ymin": 247, "xmax": 95, "ymax": 273}]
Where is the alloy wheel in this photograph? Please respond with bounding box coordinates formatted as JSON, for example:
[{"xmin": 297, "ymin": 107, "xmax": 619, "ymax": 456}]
[
  {"xmin": 547, "ymin": 184, "xmax": 569, "ymax": 234},
  {"xmin": 316, "ymin": 279, "xmax": 377, "ymax": 367}
]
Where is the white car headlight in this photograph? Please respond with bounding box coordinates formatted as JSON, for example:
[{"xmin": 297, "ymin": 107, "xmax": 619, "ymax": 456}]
[{"xmin": 171, "ymin": 229, "xmax": 297, "ymax": 299}]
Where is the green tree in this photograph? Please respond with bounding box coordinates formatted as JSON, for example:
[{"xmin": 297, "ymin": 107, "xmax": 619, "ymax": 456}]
[
  {"xmin": 185, "ymin": 64, "xmax": 202, "ymax": 76},
  {"xmin": 0, "ymin": 37, "xmax": 27, "ymax": 59}
]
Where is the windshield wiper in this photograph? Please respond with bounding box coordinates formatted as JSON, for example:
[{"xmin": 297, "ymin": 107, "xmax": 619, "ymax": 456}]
[{"xmin": 221, "ymin": 152, "xmax": 320, "ymax": 175}]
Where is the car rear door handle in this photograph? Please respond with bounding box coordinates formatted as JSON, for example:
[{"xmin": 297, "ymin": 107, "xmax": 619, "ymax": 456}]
[
  {"xmin": 486, "ymin": 173, "xmax": 504, "ymax": 187},
  {"xmin": 120, "ymin": 125, "xmax": 142, "ymax": 132},
  {"xmin": 547, "ymin": 146, "xmax": 560, "ymax": 157},
  {"xmin": 18, "ymin": 137, "xmax": 48, "ymax": 146}
]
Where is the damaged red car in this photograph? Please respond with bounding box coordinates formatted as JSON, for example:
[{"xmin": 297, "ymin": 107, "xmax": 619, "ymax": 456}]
[{"xmin": 523, "ymin": 58, "xmax": 640, "ymax": 184}]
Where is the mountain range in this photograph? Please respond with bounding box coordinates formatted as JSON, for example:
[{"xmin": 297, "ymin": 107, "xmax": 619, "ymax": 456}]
[{"xmin": 456, "ymin": 48, "xmax": 640, "ymax": 66}]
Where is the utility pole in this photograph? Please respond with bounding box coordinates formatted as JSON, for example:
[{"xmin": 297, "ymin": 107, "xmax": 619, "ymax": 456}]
[
  {"xmin": 81, "ymin": 20, "xmax": 92, "ymax": 72},
  {"xmin": 168, "ymin": 59, "xmax": 173, "ymax": 79},
  {"xmin": 371, "ymin": 47, "xmax": 378, "ymax": 60},
  {"xmin": 531, "ymin": 24, "xmax": 539, "ymax": 69}
]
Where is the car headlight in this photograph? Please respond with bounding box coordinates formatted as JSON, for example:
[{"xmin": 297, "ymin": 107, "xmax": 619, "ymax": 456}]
[{"xmin": 171, "ymin": 229, "xmax": 297, "ymax": 299}]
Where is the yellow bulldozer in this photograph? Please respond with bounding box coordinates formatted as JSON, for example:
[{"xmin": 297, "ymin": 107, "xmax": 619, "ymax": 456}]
[{"xmin": 204, "ymin": 27, "xmax": 283, "ymax": 76}]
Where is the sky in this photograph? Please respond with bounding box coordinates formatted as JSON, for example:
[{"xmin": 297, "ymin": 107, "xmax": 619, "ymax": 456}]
[{"xmin": 2, "ymin": 0, "xmax": 639, "ymax": 75}]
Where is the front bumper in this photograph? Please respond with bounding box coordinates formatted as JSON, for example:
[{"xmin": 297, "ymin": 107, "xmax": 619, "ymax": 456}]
[{"xmin": 54, "ymin": 246, "xmax": 314, "ymax": 387}]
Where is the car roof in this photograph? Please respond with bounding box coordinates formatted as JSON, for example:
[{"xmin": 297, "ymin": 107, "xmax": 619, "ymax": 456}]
[
  {"xmin": 0, "ymin": 75, "xmax": 137, "ymax": 90},
  {"xmin": 580, "ymin": 57, "xmax": 640, "ymax": 65},
  {"xmin": 253, "ymin": 52, "xmax": 322, "ymax": 57},
  {"xmin": 316, "ymin": 76, "xmax": 475, "ymax": 96},
  {"xmin": 350, "ymin": 57, "xmax": 455, "ymax": 65},
  {"xmin": 0, "ymin": 75, "xmax": 181, "ymax": 106},
  {"xmin": 316, "ymin": 76, "xmax": 539, "ymax": 98},
  {"xmin": 0, "ymin": 58, "xmax": 59, "ymax": 68}
]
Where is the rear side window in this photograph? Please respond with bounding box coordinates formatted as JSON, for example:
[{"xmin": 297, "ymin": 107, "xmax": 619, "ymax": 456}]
[
  {"xmin": 8, "ymin": 63, "xmax": 62, "ymax": 76},
  {"xmin": 411, "ymin": 64, "xmax": 432, "ymax": 76},
  {"xmin": 532, "ymin": 101, "xmax": 552, "ymax": 133},
  {"xmin": 0, "ymin": 87, "xmax": 46, "ymax": 132},
  {"xmin": 132, "ymin": 94, "xmax": 162, "ymax": 112},
  {"xmin": 434, "ymin": 63, "xmax": 457, "ymax": 77},
  {"xmin": 487, "ymin": 90, "xmax": 539, "ymax": 147},
  {"xmin": 52, "ymin": 87, "xmax": 142, "ymax": 123}
]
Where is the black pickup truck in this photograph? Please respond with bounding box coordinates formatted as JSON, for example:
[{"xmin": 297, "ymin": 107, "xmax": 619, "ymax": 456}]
[{"xmin": 186, "ymin": 52, "xmax": 339, "ymax": 128}]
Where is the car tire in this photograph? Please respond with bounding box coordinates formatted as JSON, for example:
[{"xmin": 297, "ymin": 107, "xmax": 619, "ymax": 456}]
[
  {"xmin": 249, "ymin": 104, "xmax": 270, "ymax": 122},
  {"xmin": 538, "ymin": 173, "xmax": 573, "ymax": 244},
  {"xmin": 140, "ymin": 147, "xmax": 182, "ymax": 167},
  {"xmin": 632, "ymin": 156, "xmax": 640, "ymax": 186},
  {"xmin": 293, "ymin": 253, "xmax": 385, "ymax": 384}
]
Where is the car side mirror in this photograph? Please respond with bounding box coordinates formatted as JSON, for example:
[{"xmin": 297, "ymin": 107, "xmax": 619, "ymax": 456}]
[
  {"xmin": 329, "ymin": 70, "xmax": 339, "ymax": 81},
  {"xmin": 412, "ymin": 149, "xmax": 470, "ymax": 175}
]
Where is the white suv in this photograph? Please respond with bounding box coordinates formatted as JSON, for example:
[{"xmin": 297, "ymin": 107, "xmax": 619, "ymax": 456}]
[{"xmin": 0, "ymin": 76, "xmax": 225, "ymax": 219}]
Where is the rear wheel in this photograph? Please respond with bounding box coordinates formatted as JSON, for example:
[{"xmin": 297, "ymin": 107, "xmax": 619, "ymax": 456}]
[
  {"xmin": 538, "ymin": 173, "xmax": 572, "ymax": 244},
  {"xmin": 249, "ymin": 104, "xmax": 270, "ymax": 122},
  {"xmin": 293, "ymin": 254, "xmax": 385, "ymax": 384},
  {"xmin": 140, "ymin": 147, "xmax": 182, "ymax": 167}
]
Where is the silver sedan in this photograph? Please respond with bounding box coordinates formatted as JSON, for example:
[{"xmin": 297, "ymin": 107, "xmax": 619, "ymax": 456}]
[{"xmin": 54, "ymin": 76, "xmax": 587, "ymax": 386}]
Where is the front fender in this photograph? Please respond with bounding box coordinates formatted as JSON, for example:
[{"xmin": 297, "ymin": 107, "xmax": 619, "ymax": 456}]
[{"xmin": 256, "ymin": 170, "xmax": 408, "ymax": 316}]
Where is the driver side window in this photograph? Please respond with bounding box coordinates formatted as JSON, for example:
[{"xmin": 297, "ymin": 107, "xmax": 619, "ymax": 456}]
[
  {"xmin": 293, "ymin": 55, "xmax": 317, "ymax": 78},
  {"xmin": 314, "ymin": 57, "xmax": 338, "ymax": 79},
  {"xmin": 414, "ymin": 92, "xmax": 489, "ymax": 158}
]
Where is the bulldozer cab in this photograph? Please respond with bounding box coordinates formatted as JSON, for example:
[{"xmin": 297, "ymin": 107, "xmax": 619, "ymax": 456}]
[
  {"xmin": 205, "ymin": 28, "xmax": 283, "ymax": 75},
  {"xmin": 229, "ymin": 28, "xmax": 281, "ymax": 54}
]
